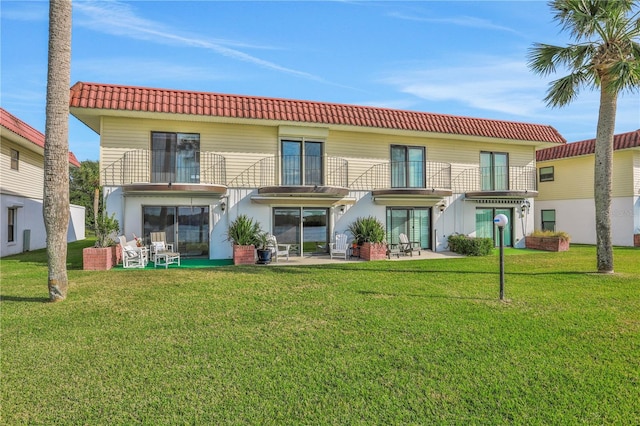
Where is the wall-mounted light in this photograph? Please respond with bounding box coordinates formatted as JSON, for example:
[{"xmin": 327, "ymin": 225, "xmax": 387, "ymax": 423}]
[
  {"xmin": 438, "ymin": 201, "xmax": 447, "ymax": 212},
  {"xmin": 339, "ymin": 205, "xmax": 346, "ymax": 214},
  {"xmin": 521, "ymin": 200, "xmax": 531, "ymax": 213},
  {"xmin": 220, "ymin": 201, "xmax": 226, "ymax": 212}
]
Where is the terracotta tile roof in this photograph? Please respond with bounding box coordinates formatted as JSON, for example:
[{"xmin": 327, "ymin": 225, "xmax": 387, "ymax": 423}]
[
  {"xmin": 0, "ymin": 108, "xmax": 81, "ymax": 167},
  {"xmin": 536, "ymin": 129, "xmax": 640, "ymax": 162},
  {"xmin": 69, "ymin": 82, "xmax": 566, "ymax": 144}
]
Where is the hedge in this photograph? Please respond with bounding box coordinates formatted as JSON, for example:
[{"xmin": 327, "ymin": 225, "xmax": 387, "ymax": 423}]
[{"xmin": 447, "ymin": 234, "xmax": 493, "ymax": 256}]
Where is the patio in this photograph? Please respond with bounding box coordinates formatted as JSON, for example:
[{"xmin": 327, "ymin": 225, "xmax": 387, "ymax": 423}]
[{"xmin": 115, "ymin": 250, "xmax": 464, "ymax": 269}]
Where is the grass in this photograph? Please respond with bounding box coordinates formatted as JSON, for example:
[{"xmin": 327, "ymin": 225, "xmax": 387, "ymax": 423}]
[{"xmin": 2, "ymin": 240, "xmax": 639, "ymax": 424}]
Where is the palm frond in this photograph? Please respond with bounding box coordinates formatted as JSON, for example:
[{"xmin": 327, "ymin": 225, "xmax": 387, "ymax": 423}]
[
  {"xmin": 544, "ymin": 71, "xmax": 591, "ymax": 107},
  {"xmin": 528, "ymin": 43, "xmax": 592, "ymax": 76}
]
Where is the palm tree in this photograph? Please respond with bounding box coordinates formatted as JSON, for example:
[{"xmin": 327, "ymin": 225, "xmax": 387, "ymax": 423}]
[
  {"xmin": 528, "ymin": 0, "xmax": 640, "ymax": 273},
  {"xmin": 44, "ymin": 0, "xmax": 72, "ymax": 301}
]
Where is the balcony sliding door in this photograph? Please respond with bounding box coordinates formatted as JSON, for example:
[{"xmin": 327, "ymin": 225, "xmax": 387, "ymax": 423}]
[
  {"xmin": 281, "ymin": 140, "xmax": 323, "ymax": 186},
  {"xmin": 480, "ymin": 152, "xmax": 508, "ymax": 191},
  {"xmin": 151, "ymin": 132, "xmax": 200, "ymax": 184},
  {"xmin": 391, "ymin": 146, "xmax": 424, "ymax": 188}
]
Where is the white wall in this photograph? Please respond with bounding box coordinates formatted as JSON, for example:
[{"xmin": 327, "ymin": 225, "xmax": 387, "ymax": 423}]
[
  {"xmin": 536, "ymin": 197, "xmax": 636, "ymax": 246},
  {"xmin": 1, "ymin": 194, "xmax": 85, "ymax": 257}
]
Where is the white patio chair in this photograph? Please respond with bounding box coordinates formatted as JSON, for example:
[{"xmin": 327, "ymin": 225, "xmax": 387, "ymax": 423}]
[
  {"xmin": 119, "ymin": 235, "xmax": 148, "ymax": 268},
  {"xmin": 150, "ymin": 232, "xmax": 174, "ymax": 262},
  {"xmin": 330, "ymin": 233, "xmax": 349, "ymax": 260},
  {"xmin": 268, "ymin": 235, "xmax": 291, "ymax": 262}
]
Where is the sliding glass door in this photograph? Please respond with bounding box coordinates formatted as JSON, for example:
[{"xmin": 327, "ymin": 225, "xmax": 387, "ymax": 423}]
[
  {"xmin": 386, "ymin": 207, "xmax": 431, "ymax": 249},
  {"xmin": 281, "ymin": 140, "xmax": 323, "ymax": 186},
  {"xmin": 475, "ymin": 207, "xmax": 512, "ymax": 246},
  {"xmin": 273, "ymin": 207, "xmax": 329, "ymax": 255},
  {"xmin": 391, "ymin": 145, "xmax": 425, "ymax": 188},
  {"xmin": 143, "ymin": 205, "xmax": 209, "ymax": 257}
]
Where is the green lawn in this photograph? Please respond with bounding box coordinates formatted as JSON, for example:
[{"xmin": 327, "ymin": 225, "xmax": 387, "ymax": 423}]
[{"xmin": 2, "ymin": 240, "xmax": 639, "ymax": 424}]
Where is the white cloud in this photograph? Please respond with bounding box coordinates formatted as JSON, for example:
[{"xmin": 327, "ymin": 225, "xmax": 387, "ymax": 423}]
[
  {"xmin": 73, "ymin": 1, "xmax": 324, "ymax": 82},
  {"xmin": 380, "ymin": 58, "xmax": 548, "ymax": 116},
  {"xmin": 388, "ymin": 11, "xmax": 523, "ymax": 36},
  {"xmin": 72, "ymin": 57, "xmax": 229, "ymax": 83}
]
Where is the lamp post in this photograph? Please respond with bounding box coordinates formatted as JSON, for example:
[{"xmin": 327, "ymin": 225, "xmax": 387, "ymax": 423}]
[{"xmin": 494, "ymin": 214, "xmax": 509, "ymax": 301}]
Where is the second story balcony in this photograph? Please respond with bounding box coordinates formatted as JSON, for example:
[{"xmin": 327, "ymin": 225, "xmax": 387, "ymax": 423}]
[
  {"xmin": 453, "ymin": 165, "xmax": 537, "ymax": 198},
  {"xmin": 350, "ymin": 161, "xmax": 453, "ymax": 198},
  {"xmin": 229, "ymin": 155, "xmax": 350, "ymax": 197},
  {"xmin": 102, "ymin": 149, "xmax": 227, "ymax": 195}
]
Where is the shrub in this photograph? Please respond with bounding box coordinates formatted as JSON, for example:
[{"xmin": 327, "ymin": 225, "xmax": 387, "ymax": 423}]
[
  {"xmin": 447, "ymin": 234, "xmax": 493, "ymax": 256},
  {"xmin": 528, "ymin": 229, "xmax": 571, "ymax": 242},
  {"xmin": 347, "ymin": 216, "xmax": 386, "ymax": 244},
  {"xmin": 95, "ymin": 213, "xmax": 119, "ymax": 248},
  {"xmin": 227, "ymin": 214, "xmax": 262, "ymax": 246}
]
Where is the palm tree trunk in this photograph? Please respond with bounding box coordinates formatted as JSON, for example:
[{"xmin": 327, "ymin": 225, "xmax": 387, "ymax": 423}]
[
  {"xmin": 594, "ymin": 84, "xmax": 616, "ymax": 273},
  {"xmin": 44, "ymin": 0, "xmax": 72, "ymax": 301}
]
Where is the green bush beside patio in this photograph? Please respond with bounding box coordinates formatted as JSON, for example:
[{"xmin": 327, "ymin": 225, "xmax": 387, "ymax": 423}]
[{"xmin": 2, "ymin": 240, "xmax": 639, "ymax": 424}]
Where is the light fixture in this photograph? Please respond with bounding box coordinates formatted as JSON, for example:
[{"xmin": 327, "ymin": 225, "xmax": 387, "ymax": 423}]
[
  {"xmin": 220, "ymin": 201, "xmax": 226, "ymax": 212},
  {"xmin": 438, "ymin": 201, "xmax": 446, "ymax": 212},
  {"xmin": 521, "ymin": 200, "xmax": 531, "ymax": 213},
  {"xmin": 339, "ymin": 205, "xmax": 346, "ymax": 214}
]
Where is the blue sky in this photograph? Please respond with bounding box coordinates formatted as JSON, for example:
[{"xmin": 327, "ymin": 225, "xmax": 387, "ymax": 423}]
[{"xmin": 1, "ymin": 0, "xmax": 638, "ymax": 161}]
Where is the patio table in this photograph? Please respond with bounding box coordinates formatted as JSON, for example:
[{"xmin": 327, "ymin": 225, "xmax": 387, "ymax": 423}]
[{"xmin": 154, "ymin": 252, "xmax": 181, "ymax": 268}]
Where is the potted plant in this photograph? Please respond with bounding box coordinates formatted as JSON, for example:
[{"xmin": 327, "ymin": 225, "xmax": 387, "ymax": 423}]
[
  {"xmin": 255, "ymin": 232, "xmax": 273, "ymax": 264},
  {"xmin": 227, "ymin": 214, "xmax": 262, "ymax": 265},
  {"xmin": 83, "ymin": 213, "xmax": 120, "ymax": 270},
  {"xmin": 347, "ymin": 216, "xmax": 387, "ymax": 261},
  {"xmin": 525, "ymin": 230, "xmax": 571, "ymax": 252}
]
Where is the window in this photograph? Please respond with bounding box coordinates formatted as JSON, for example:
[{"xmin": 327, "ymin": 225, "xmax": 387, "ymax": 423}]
[
  {"xmin": 539, "ymin": 166, "xmax": 554, "ymax": 182},
  {"xmin": 10, "ymin": 149, "xmax": 19, "ymax": 170},
  {"xmin": 281, "ymin": 140, "xmax": 323, "ymax": 186},
  {"xmin": 541, "ymin": 210, "xmax": 556, "ymax": 232},
  {"xmin": 480, "ymin": 152, "xmax": 508, "ymax": 191},
  {"xmin": 151, "ymin": 132, "xmax": 200, "ymax": 183},
  {"xmin": 7, "ymin": 208, "xmax": 16, "ymax": 242},
  {"xmin": 391, "ymin": 145, "xmax": 425, "ymax": 188}
]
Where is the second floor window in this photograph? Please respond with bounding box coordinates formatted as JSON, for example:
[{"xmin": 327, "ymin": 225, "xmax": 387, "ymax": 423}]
[
  {"xmin": 10, "ymin": 149, "xmax": 19, "ymax": 170},
  {"xmin": 281, "ymin": 140, "xmax": 323, "ymax": 186},
  {"xmin": 480, "ymin": 151, "xmax": 508, "ymax": 191},
  {"xmin": 151, "ymin": 132, "xmax": 200, "ymax": 183},
  {"xmin": 539, "ymin": 166, "xmax": 554, "ymax": 182},
  {"xmin": 391, "ymin": 145, "xmax": 425, "ymax": 188}
]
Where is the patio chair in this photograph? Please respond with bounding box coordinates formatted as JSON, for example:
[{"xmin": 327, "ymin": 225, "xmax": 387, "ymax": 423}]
[
  {"xmin": 330, "ymin": 233, "xmax": 349, "ymax": 260},
  {"xmin": 268, "ymin": 235, "xmax": 291, "ymax": 262},
  {"xmin": 118, "ymin": 235, "xmax": 148, "ymax": 268},
  {"xmin": 150, "ymin": 241, "xmax": 181, "ymax": 268},
  {"xmin": 399, "ymin": 233, "xmax": 421, "ymax": 256},
  {"xmin": 150, "ymin": 232, "xmax": 174, "ymax": 262}
]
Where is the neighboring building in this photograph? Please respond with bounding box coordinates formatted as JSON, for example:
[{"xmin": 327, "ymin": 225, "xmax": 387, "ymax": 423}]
[
  {"xmin": 1, "ymin": 108, "xmax": 85, "ymax": 257},
  {"xmin": 69, "ymin": 82, "xmax": 565, "ymax": 260},
  {"xmin": 536, "ymin": 129, "xmax": 640, "ymax": 246}
]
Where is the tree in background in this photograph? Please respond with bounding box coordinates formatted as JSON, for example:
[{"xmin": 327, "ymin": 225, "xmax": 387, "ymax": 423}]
[
  {"xmin": 70, "ymin": 160, "xmax": 100, "ymax": 231},
  {"xmin": 44, "ymin": 0, "xmax": 72, "ymax": 301},
  {"xmin": 528, "ymin": 0, "xmax": 640, "ymax": 273}
]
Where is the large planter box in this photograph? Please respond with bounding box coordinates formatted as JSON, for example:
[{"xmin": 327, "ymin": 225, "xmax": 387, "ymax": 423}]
[
  {"xmin": 525, "ymin": 236, "xmax": 570, "ymax": 252},
  {"xmin": 233, "ymin": 244, "xmax": 256, "ymax": 265},
  {"xmin": 634, "ymin": 234, "xmax": 640, "ymax": 247},
  {"xmin": 360, "ymin": 242, "xmax": 388, "ymax": 261},
  {"xmin": 83, "ymin": 246, "xmax": 116, "ymax": 270}
]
